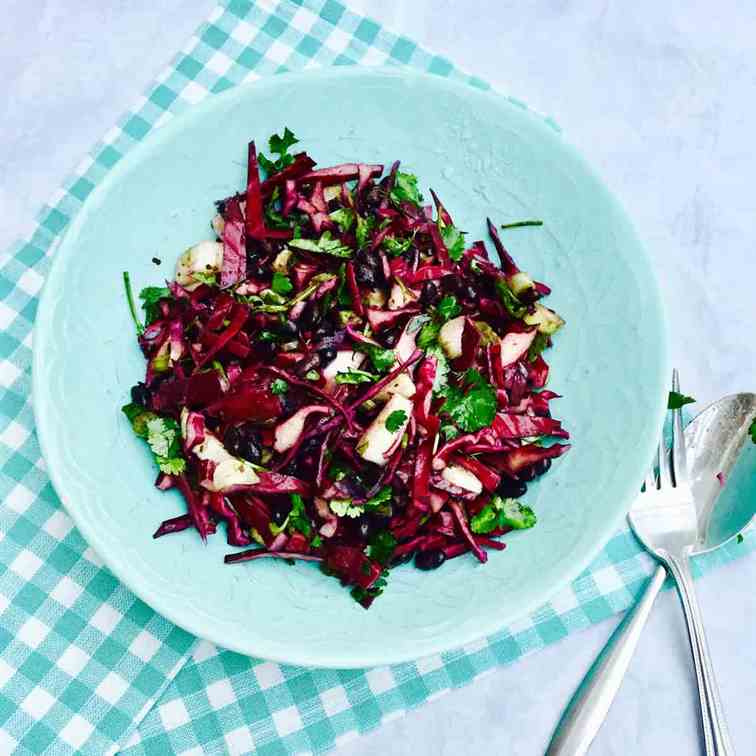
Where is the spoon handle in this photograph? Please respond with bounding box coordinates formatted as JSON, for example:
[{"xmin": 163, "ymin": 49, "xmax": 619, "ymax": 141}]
[
  {"xmin": 665, "ymin": 554, "xmax": 735, "ymax": 756},
  {"xmin": 545, "ymin": 564, "xmax": 667, "ymax": 756}
]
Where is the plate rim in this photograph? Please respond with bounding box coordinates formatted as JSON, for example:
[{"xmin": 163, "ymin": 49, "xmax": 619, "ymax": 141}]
[{"xmin": 32, "ymin": 65, "xmax": 669, "ymax": 667}]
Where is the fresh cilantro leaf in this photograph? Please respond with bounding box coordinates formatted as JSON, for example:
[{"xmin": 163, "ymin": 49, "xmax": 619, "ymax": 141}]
[
  {"xmin": 289, "ymin": 493, "xmax": 312, "ymax": 536},
  {"xmin": 440, "ymin": 421, "xmax": 460, "ymax": 440},
  {"xmin": 440, "ymin": 224, "xmax": 466, "ymax": 262},
  {"xmin": 335, "ymin": 369, "xmax": 377, "ymax": 385},
  {"xmin": 437, "ymin": 295, "xmax": 461, "ymax": 322},
  {"xmin": 305, "ymin": 369, "xmax": 321, "ymax": 381},
  {"xmin": 364, "ymin": 345, "xmax": 395, "ymax": 374},
  {"xmin": 390, "ymin": 171, "xmax": 423, "ymax": 207},
  {"xmin": 528, "ymin": 332, "xmax": 550, "ymax": 362},
  {"xmin": 385, "ymin": 410, "xmax": 408, "ymax": 432},
  {"xmin": 382, "ymin": 235, "xmax": 412, "ymax": 257},
  {"xmin": 494, "ymin": 279, "xmax": 527, "ymax": 319},
  {"xmin": 288, "ymin": 231, "xmax": 352, "ymax": 258},
  {"xmin": 157, "ymin": 457, "xmax": 186, "ymax": 475},
  {"xmin": 364, "ymin": 486, "xmax": 393, "ymax": 514},
  {"xmin": 192, "ymin": 271, "xmax": 217, "ymax": 286},
  {"xmin": 426, "ymin": 345, "xmax": 450, "ymax": 393},
  {"xmin": 367, "ymin": 531, "xmax": 397, "ymax": 565},
  {"xmin": 417, "ymin": 320, "xmax": 441, "ymax": 349},
  {"xmin": 269, "ymin": 127, "xmax": 298, "ymax": 157},
  {"xmin": 668, "ymin": 391, "xmax": 696, "ymax": 410},
  {"xmin": 471, "ymin": 496, "xmax": 536, "ymax": 534},
  {"xmin": 355, "ymin": 214, "xmax": 375, "ymax": 248},
  {"xmin": 139, "ymin": 285, "xmax": 171, "ymax": 326},
  {"xmin": 264, "ymin": 186, "xmax": 291, "ymax": 230},
  {"xmin": 750, "ymin": 418, "xmax": 756, "ymax": 445},
  {"xmin": 329, "ymin": 208, "xmax": 355, "ymax": 233},
  {"xmin": 271, "ymin": 271, "xmax": 293, "ymax": 295},
  {"xmin": 470, "ymin": 504, "xmax": 499, "ymax": 534},
  {"xmin": 330, "ymin": 499, "xmax": 362, "ymax": 518},
  {"xmin": 270, "ymin": 378, "xmax": 289, "ymax": 395},
  {"xmin": 123, "ymin": 405, "xmax": 186, "ymax": 474},
  {"xmin": 258, "ymin": 127, "xmax": 299, "ymax": 175},
  {"xmin": 311, "ymin": 534, "xmax": 323, "ymax": 548},
  {"xmin": 439, "ymin": 372, "xmax": 497, "ymax": 432},
  {"xmin": 496, "ymin": 496, "xmax": 537, "ymax": 530}
]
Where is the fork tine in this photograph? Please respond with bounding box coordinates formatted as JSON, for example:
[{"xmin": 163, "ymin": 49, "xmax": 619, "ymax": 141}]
[
  {"xmin": 657, "ymin": 438, "xmax": 673, "ymax": 489},
  {"xmin": 670, "ymin": 368, "xmax": 688, "ymax": 486},
  {"xmin": 643, "ymin": 467, "xmax": 657, "ymax": 492}
]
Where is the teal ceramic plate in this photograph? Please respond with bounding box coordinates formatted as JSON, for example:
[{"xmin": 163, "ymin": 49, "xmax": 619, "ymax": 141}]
[{"xmin": 34, "ymin": 68, "xmax": 668, "ymax": 668}]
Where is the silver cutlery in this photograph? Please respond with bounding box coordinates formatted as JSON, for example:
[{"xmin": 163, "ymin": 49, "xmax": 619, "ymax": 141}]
[{"xmin": 547, "ymin": 373, "xmax": 756, "ymax": 755}]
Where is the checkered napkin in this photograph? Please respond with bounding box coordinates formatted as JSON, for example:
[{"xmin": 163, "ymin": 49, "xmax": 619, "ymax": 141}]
[{"xmin": 0, "ymin": 1, "xmax": 752, "ymax": 754}]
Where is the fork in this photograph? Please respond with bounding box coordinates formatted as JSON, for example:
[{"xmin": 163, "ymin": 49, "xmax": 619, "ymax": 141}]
[{"xmin": 547, "ymin": 370, "xmax": 734, "ymax": 756}]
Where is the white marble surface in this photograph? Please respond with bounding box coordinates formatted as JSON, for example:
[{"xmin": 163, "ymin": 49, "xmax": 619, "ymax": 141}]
[{"xmin": 2, "ymin": 1, "xmax": 755, "ymax": 754}]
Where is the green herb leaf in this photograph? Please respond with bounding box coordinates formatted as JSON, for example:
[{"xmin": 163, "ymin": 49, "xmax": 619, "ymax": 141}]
[
  {"xmin": 417, "ymin": 320, "xmax": 441, "ymax": 349},
  {"xmin": 385, "ymin": 410, "xmax": 408, "ymax": 432},
  {"xmin": 355, "ymin": 214, "xmax": 375, "ymax": 248},
  {"xmin": 271, "ymin": 271, "xmax": 293, "ymax": 295},
  {"xmin": 364, "ymin": 345, "xmax": 395, "ymax": 374},
  {"xmin": 329, "ymin": 208, "xmax": 355, "ymax": 233},
  {"xmin": 288, "ymin": 231, "xmax": 352, "ymax": 258},
  {"xmin": 122, "ymin": 272, "xmax": 143, "ymax": 335},
  {"xmin": 305, "ymin": 369, "xmax": 321, "ymax": 382},
  {"xmin": 139, "ymin": 286, "xmax": 171, "ymax": 326},
  {"xmin": 749, "ymin": 418, "xmax": 756, "ymax": 445},
  {"xmin": 390, "ymin": 171, "xmax": 423, "ymax": 207},
  {"xmin": 157, "ymin": 457, "xmax": 186, "ymax": 475},
  {"xmin": 335, "ymin": 369, "xmax": 377, "ymax": 385},
  {"xmin": 439, "ymin": 371, "xmax": 497, "ymax": 432},
  {"xmin": 367, "ymin": 531, "xmax": 397, "ymax": 566},
  {"xmin": 364, "ymin": 486, "xmax": 393, "ymax": 515},
  {"xmin": 311, "ymin": 534, "xmax": 323, "ymax": 548},
  {"xmin": 440, "ymin": 224, "xmax": 466, "ymax": 262},
  {"xmin": 329, "ymin": 499, "xmax": 362, "ymax": 518},
  {"xmin": 437, "ymin": 295, "xmax": 461, "ymax": 322},
  {"xmin": 270, "ymin": 378, "xmax": 289, "ymax": 395},
  {"xmin": 288, "ymin": 493, "xmax": 312, "ymax": 536},
  {"xmin": 258, "ymin": 127, "xmax": 299, "ymax": 174},
  {"xmin": 470, "ymin": 504, "xmax": 499, "ymax": 534},
  {"xmin": 122, "ymin": 404, "xmax": 186, "ymax": 474},
  {"xmin": 737, "ymin": 533, "xmax": 744, "ymax": 544},
  {"xmin": 328, "ymin": 459, "xmax": 352, "ymax": 482},
  {"xmin": 668, "ymin": 391, "xmax": 696, "ymax": 410},
  {"xmin": 495, "ymin": 496, "xmax": 537, "ymax": 530},
  {"xmin": 382, "ymin": 235, "xmax": 412, "ymax": 257},
  {"xmin": 192, "ymin": 271, "xmax": 218, "ymax": 286},
  {"xmin": 500, "ymin": 219, "xmax": 543, "ymax": 230}
]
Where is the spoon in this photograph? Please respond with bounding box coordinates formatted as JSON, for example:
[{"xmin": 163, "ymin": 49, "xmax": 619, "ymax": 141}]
[{"xmin": 547, "ymin": 390, "xmax": 756, "ymax": 756}]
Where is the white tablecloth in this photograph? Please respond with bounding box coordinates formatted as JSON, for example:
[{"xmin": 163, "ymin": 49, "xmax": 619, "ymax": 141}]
[{"xmin": 2, "ymin": 1, "xmax": 754, "ymax": 753}]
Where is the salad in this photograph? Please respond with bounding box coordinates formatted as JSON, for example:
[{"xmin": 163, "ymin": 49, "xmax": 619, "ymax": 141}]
[{"xmin": 122, "ymin": 129, "xmax": 570, "ymax": 607}]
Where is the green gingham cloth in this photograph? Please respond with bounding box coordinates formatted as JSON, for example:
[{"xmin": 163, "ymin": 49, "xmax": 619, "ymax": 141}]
[{"xmin": 0, "ymin": 1, "xmax": 753, "ymax": 754}]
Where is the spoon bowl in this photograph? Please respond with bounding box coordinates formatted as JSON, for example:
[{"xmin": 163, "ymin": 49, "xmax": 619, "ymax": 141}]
[{"xmin": 687, "ymin": 392, "xmax": 756, "ymax": 554}]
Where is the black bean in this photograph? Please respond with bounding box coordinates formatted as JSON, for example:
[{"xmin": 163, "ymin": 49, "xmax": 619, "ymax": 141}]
[
  {"xmin": 441, "ymin": 274, "xmax": 462, "ymax": 293},
  {"xmin": 274, "ymin": 321, "xmax": 299, "ymax": 340},
  {"xmin": 518, "ymin": 466, "xmax": 537, "ymax": 482},
  {"xmin": 415, "ymin": 549, "xmax": 446, "ymax": 571},
  {"xmin": 382, "ymin": 329, "xmax": 400, "ymax": 347},
  {"xmin": 463, "ymin": 284, "xmax": 478, "ymax": 301},
  {"xmin": 419, "ymin": 281, "xmax": 440, "ymax": 307},
  {"xmin": 130, "ymin": 382, "xmax": 150, "ymax": 407},
  {"xmin": 534, "ymin": 458, "xmax": 552, "ymax": 476},
  {"xmin": 319, "ymin": 347, "xmax": 337, "ymax": 365},
  {"xmin": 246, "ymin": 261, "xmax": 266, "ymax": 279},
  {"xmin": 223, "ymin": 425, "xmax": 262, "ymax": 464},
  {"xmin": 496, "ymin": 477, "xmax": 528, "ymax": 498},
  {"xmin": 299, "ymin": 300, "xmax": 320, "ymax": 330}
]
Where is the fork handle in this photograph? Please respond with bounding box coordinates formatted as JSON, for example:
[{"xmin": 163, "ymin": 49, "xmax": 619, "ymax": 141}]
[
  {"xmin": 665, "ymin": 553, "xmax": 735, "ymax": 756},
  {"xmin": 545, "ymin": 565, "xmax": 667, "ymax": 756}
]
